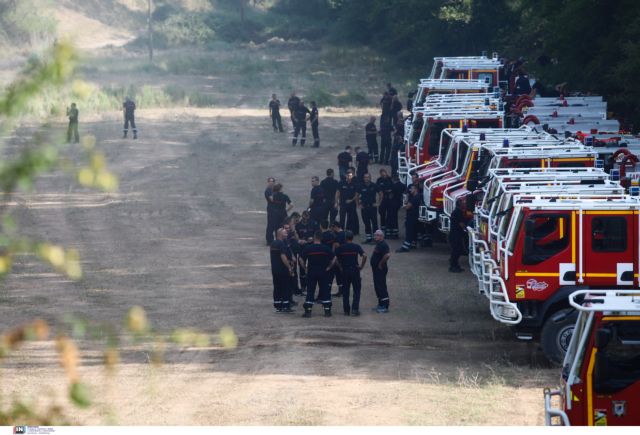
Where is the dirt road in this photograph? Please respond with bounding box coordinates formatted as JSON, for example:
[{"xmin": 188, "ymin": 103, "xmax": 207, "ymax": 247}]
[{"xmin": 0, "ymin": 107, "xmax": 556, "ymax": 425}]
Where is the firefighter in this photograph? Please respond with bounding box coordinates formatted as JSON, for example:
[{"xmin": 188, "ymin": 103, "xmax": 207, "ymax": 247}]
[
  {"xmin": 376, "ymin": 168, "xmax": 393, "ymax": 236},
  {"xmin": 271, "ymin": 183, "xmax": 293, "ymax": 230},
  {"xmin": 320, "ymin": 169, "xmax": 340, "ymax": 223},
  {"xmin": 380, "ymin": 91, "xmax": 392, "ymax": 119},
  {"xmin": 330, "ymin": 221, "xmax": 346, "ymax": 297},
  {"xmin": 407, "ymin": 89, "xmax": 416, "ymax": 112},
  {"xmin": 514, "ymin": 71, "xmax": 532, "ymax": 96},
  {"xmin": 66, "ymin": 103, "xmax": 79, "ymax": 144},
  {"xmin": 365, "ymin": 116, "xmax": 379, "ymax": 163},
  {"xmin": 371, "ymin": 229, "xmax": 391, "ymax": 313},
  {"xmin": 337, "ymin": 146, "xmax": 353, "ymax": 181},
  {"xmin": 287, "ymin": 92, "xmax": 300, "ymax": 126},
  {"xmin": 355, "ymin": 146, "xmax": 369, "ymax": 183},
  {"xmin": 270, "ymin": 228, "xmax": 294, "ymax": 313},
  {"xmin": 295, "ymin": 210, "xmax": 318, "ymax": 294},
  {"xmin": 386, "ymin": 82, "xmax": 398, "ymax": 97},
  {"xmin": 123, "ymin": 96, "xmax": 137, "ymax": 139},
  {"xmin": 301, "ymin": 230, "xmax": 336, "ymax": 318},
  {"xmin": 336, "ymin": 170, "xmax": 359, "ymax": 235},
  {"xmin": 269, "ymin": 94, "xmax": 283, "ymax": 132},
  {"xmin": 412, "ymin": 172, "xmax": 432, "ymax": 247},
  {"xmin": 388, "ymin": 174, "xmax": 405, "ymax": 239},
  {"xmin": 379, "ymin": 116, "xmax": 393, "ymax": 165},
  {"xmin": 357, "ymin": 173, "xmax": 379, "ymax": 244},
  {"xmin": 264, "ymin": 177, "xmax": 277, "ymax": 246},
  {"xmin": 449, "ymin": 202, "xmax": 466, "ymax": 273},
  {"xmin": 292, "ymin": 99, "xmax": 311, "ymax": 147},
  {"xmin": 396, "ymin": 184, "xmax": 420, "ymax": 253},
  {"xmin": 390, "ymin": 112, "xmax": 404, "ymax": 177},
  {"xmin": 309, "ymin": 175, "xmax": 327, "ymax": 224},
  {"xmin": 411, "ymin": 112, "xmax": 424, "ymax": 145},
  {"xmin": 310, "ymin": 101, "xmax": 320, "ymax": 147},
  {"xmin": 335, "ymin": 230, "xmax": 367, "ymax": 316},
  {"xmin": 283, "ymin": 218, "xmax": 303, "ymax": 298},
  {"xmin": 390, "ymin": 95, "xmax": 402, "ymax": 128}
]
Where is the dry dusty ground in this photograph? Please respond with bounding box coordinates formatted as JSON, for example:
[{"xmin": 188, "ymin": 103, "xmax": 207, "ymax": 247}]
[{"xmin": 0, "ymin": 105, "xmax": 558, "ymax": 425}]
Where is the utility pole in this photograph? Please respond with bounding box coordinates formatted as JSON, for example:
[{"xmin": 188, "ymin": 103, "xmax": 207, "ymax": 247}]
[{"xmin": 148, "ymin": 0, "xmax": 154, "ymax": 62}]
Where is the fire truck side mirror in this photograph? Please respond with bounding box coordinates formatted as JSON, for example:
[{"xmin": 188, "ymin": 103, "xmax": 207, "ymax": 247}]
[{"xmin": 595, "ymin": 327, "xmax": 612, "ymax": 350}]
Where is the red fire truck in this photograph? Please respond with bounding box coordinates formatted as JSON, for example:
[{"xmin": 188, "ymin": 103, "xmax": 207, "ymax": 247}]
[
  {"xmin": 544, "ymin": 290, "xmax": 640, "ymax": 426},
  {"xmin": 481, "ymin": 196, "xmax": 640, "ymax": 362},
  {"xmin": 429, "ymin": 54, "xmax": 502, "ymax": 89}
]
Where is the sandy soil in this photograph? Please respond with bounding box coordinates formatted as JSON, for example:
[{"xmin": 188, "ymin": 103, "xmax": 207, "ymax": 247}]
[{"xmin": 0, "ymin": 107, "xmax": 557, "ymax": 425}]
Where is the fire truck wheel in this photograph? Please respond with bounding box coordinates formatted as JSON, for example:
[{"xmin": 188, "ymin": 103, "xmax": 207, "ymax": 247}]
[{"xmin": 541, "ymin": 308, "xmax": 578, "ymax": 365}]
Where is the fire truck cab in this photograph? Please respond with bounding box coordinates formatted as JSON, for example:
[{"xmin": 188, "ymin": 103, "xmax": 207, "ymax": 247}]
[
  {"xmin": 484, "ymin": 196, "xmax": 640, "ymax": 362},
  {"xmin": 412, "ymin": 79, "xmax": 490, "ymax": 110},
  {"xmin": 430, "ymin": 54, "xmax": 502, "ymax": 90},
  {"xmin": 544, "ymin": 290, "xmax": 640, "ymax": 426}
]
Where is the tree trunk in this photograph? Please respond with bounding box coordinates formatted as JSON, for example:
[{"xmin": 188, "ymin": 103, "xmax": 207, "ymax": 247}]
[{"xmin": 148, "ymin": 0, "xmax": 154, "ymax": 62}]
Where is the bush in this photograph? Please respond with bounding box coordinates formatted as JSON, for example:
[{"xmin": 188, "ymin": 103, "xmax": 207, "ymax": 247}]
[
  {"xmin": 306, "ymin": 88, "xmax": 333, "ymax": 107},
  {"xmin": 160, "ymin": 13, "xmax": 215, "ymax": 47}
]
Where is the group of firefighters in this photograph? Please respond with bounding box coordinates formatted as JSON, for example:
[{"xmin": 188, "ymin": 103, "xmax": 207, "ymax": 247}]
[
  {"xmin": 266, "ymin": 84, "xmax": 468, "ymax": 316},
  {"xmin": 65, "ymin": 97, "xmax": 138, "ymax": 143}
]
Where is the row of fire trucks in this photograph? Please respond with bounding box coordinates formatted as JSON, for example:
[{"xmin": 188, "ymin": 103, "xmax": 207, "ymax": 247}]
[{"xmin": 398, "ymin": 53, "xmax": 640, "ymax": 426}]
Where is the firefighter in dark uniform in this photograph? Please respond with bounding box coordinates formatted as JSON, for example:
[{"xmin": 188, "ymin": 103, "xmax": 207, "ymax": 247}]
[
  {"xmin": 66, "ymin": 103, "xmax": 79, "ymax": 143},
  {"xmin": 371, "ymin": 229, "xmax": 391, "ymax": 312},
  {"xmin": 320, "ymin": 169, "xmax": 339, "ymax": 223},
  {"xmin": 397, "ymin": 184, "xmax": 420, "ymax": 252},
  {"xmin": 335, "ymin": 231, "xmax": 367, "ymax": 316},
  {"xmin": 270, "ymin": 228, "xmax": 294, "ymax": 313},
  {"xmin": 449, "ymin": 202, "xmax": 466, "ymax": 273},
  {"xmin": 287, "ymin": 92, "xmax": 300, "ymax": 126},
  {"xmin": 355, "ymin": 146, "xmax": 369, "ymax": 183},
  {"xmin": 296, "ymin": 210, "xmax": 318, "ymax": 294},
  {"xmin": 412, "ymin": 172, "xmax": 432, "ymax": 247},
  {"xmin": 337, "ymin": 146, "xmax": 353, "ymax": 181},
  {"xmin": 123, "ymin": 97, "xmax": 137, "ymax": 139},
  {"xmin": 388, "ymin": 174, "xmax": 405, "ymax": 239},
  {"xmin": 411, "ymin": 112, "xmax": 424, "ymax": 146},
  {"xmin": 292, "ymin": 99, "xmax": 311, "ymax": 146},
  {"xmin": 309, "ymin": 176, "xmax": 327, "ymax": 224},
  {"xmin": 301, "ymin": 230, "xmax": 336, "ymax": 317},
  {"xmin": 336, "ymin": 170, "xmax": 359, "ymax": 235},
  {"xmin": 357, "ymin": 173, "xmax": 379, "ymax": 244},
  {"xmin": 407, "ymin": 89, "xmax": 416, "ymax": 112},
  {"xmin": 514, "ymin": 71, "xmax": 532, "ymax": 96},
  {"xmin": 391, "ymin": 113, "xmax": 404, "ymax": 177},
  {"xmin": 269, "ymin": 94, "xmax": 283, "ymax": 132},
  {"xmin": 390, "ymin": 95, "xmax": 402, "ymax": 128},
  {"xmin": 265, "ymin": 177, "xmax": 277, "ymax": 245},
  {"xmin": 271, "ymin": 183, "xmax": 293, "ymax": 230},
  {"xmin": 283, "ymin": 218, "xmax": 303, "ymax": 299},
  {"xmin": 386, "ymin": 83, "xmax": 398, "ymax": 97},
  {"xmin": 379, "ymin": 116, "xmax": 393, "ymax": 165},
  {"xmin": 310, "ymin": 101, "xmax": 320, "ymax": 147},
  {"xmin": 365, "ymin": 116, "xmax": 379, "ymax": 163},
  {"xmin": 375, "ymin": 168, "xmax": 393, "ymax": 237},
  {"xmin": 330, "ymin": 221, "xmax": 346, "ymax": 297}
]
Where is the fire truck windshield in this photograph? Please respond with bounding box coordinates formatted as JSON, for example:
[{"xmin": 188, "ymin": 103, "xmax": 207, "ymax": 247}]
[{"xmin": 594, "ymin": 321, "xmax": 640, "ymax": 394}]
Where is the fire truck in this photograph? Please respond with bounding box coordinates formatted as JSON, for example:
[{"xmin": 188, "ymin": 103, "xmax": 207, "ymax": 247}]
[
  {"xmin": 544, "ymin": 290, "xmax": 640, "ymax": 426},
  {"xmin": 429, "ymin": 54, "xmax": 503, "ymax": 89},
  {"xmin": 399, "ymin": 93, "xmax": 503, "ymax": 182},
  {"xmin": 412, "ymin": 79, "xmax": 490, "ymax": 110},
  {"xmin": 479, "ymin": 195, "xmax": 640, "ymax": 362}
]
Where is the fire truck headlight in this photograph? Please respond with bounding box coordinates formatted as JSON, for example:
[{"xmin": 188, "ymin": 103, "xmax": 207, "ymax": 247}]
[{"xmin": 500, "ymin": 305, "xmax": 518, "ymax": 319}]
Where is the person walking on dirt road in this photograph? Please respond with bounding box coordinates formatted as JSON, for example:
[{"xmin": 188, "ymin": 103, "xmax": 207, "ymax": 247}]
[
  {"xmin": 335, "ymin": 231, "xmax": 367, "ymax": 316},
  {"xmin": 371, "ymin": 229, "xmax": 391, "ymax": 313},
  {"xmin": 301, "ymin": 230, "xmax": 336, "ymax": 318},
  {"xmin": 66, "ymin": 102, "xmax": 79, "ymax": 144},
  {"xmin": 292, "ymin": 99, "xmax": 311, "ymax": 146},
  {"xmin": 310, "ymin": 101, "xmax": 320, "ymax": 147},
  {"xmin": 123, "ymin": 96, "xmax": 137, "ymax": 139},
  {"xmin": 269, "ymin": 94, "xmax": 283, "ymax": 132},
  {"xmin": 270, "ymin": 228, "xmax": 294, "ymax": 313}
]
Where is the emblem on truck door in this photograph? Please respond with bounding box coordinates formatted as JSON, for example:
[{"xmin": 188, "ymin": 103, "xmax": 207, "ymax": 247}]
[
  {"xmin": 525, "ymin": 279, "xmax": 548, "ymax": 291},
  {"xmin": 613, "ymin": 401, "xmax": 626, "ymax": 417}
]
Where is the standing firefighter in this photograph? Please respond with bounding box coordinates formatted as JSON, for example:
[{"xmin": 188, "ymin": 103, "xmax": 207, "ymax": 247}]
[
  {"xmin": 309, "ymin": 175, "xmax": 327, "ymax": 224},
  {"xmin": 292, "ymin": 99, "xmax": 311, "ymax": 147},
  {"xmin": 365, "ymin": 116, "xmax": 379, "ymax": 163},
  {"xmin": 355, "ymin": 146, "xmax": 369, "ymax": 183},
  {"xmin": 357, "ymin": 173, "xmax": 379, "ymax": 244},
  {"xmin": 270, "ymin": 228, "xmax": 294, "ymax": 313},
  {"xmin": 396, "ymin": 184, "xmax": 420, "ymax": 253},
  {"xmin": 379, "ymin": 116, "xmax": 392, "ymax": 165},
  {"xmin": 321, "ymin": 169, "xmax": 340, "ymax": 223},
  {"xmin": 376, "ymin": 168, "xmax": 393, "ymax": 236},
  {"xmin": 371, "ymin": 230, "xmax": 391, "ymax": 313},
  {"xmin": 388, "ymin": 174, "xmax": 405, "ymax": 239},
  {"xmin": 335, "ymin": 231, "xmax": 367, "ymax": 316},
  {"xmin": 337, "ymin": 170, "xmax": 359, "ymax": 235},
  {"xmin": 66, "ymin": 103, "xmax": 79, "ymax": 144},
  {"xmin": 269, "ymin": 94, "xmax": 283, "ymax": 132},
  {"xmin": 310, "ymin": 101, "xmax": 320, "ymax": 147},
  {"xmin": 287, "ymin": 92, "xmax": 300, "ymax": 126},
  {"xmin": 337, "ymin": 146, "xmax": 353, "ymax": 180},
  {"xmin": 301, "ymin": 230, "xmax": 336, "ymax": 318},
  {"xmin": 123, "ymin": 97, "xmax": 137, "ymax": 139},
  {"xmin": 265, "ymin": 177, "xmax": 277, "ymax": 245}
]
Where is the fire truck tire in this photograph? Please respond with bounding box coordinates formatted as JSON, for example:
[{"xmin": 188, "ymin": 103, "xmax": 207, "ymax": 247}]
[{"xmin": 541, "ymin": 308, "xmax": 578, "ymax": 365}]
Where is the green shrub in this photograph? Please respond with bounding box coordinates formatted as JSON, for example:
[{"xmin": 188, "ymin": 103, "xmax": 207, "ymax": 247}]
[{"xmin": 306, "ymin": 88, "xmax": 333, "ymax": 107}]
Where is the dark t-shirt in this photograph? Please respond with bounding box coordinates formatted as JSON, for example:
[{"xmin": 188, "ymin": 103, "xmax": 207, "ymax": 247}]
[
  {"xmin": 310, "ymin": 107, "xmax": 319, "ymax": 125},
  {"xmin": 338, "ymin": 180, "xmax": 357, "ymax": 204},
  {"xmin": 356, "ymin": 151, "xmax": 369, "ymax": 169},
  {"xmin": 407, "ymin": 194, "xmax": 420, "ymax": 220},
  {"xmin": 272, "ymin": 192, "xmax": 291, "ymax": 213},
  {"xmin": 376, "ymin": 177, "xmax": 393, "ymax": 202},
  {"xmin": 265, "ymin": 187, "xmax": 274, "ymax": 210},
  {"xmin": 358, "ymin": 182, "xmax": 378, "ymax": 207},
  {"xmin": 365, "ymin": 122, "xmax": 377, "ymax": 139},
  {"xmin": 334, "ymin": 230, "xmax": 346, "ymax": 246},
  {"xmin": 123, "ymin": 100, "xmax": 136, "ymax": 117},
  {"xmin": 391, "ymin": 181, "xmax": 406, "ymax": 207},
  {"xmin": 68, "ymin": 107, "xmax": 79, "ymax": 123},
  {"xmin": 336, "ymin": 242, "xmax": 364, "ymax": 269},
  {"xmin": 370, "ymin": 240, "xmax": 390, "ymax": 268},
  {"xmin": 310, "ymin": 185, "xmax": 326, "ymax": 209},
  {"xmin": 269, "ymin": 99, "xmax": 281, "ymax": 114},
  {"xmin": 450, "ymin": 207, "xmax": 465, "ymax": 238},
  {"xmin": 338, "ymin": 151, "xmax": 353, "ymax": 169},
  {"xmin": 288, "ymin": 96, "xmax": 300, "ymax": 111},
  {"xmin": 320, "ymin": 177, "xmax": 340, "ymax": 203},
  {"xmin": 294, "ymin": 105, "xmax": 310, "ymax": 122},
  {"xmin": 302, "ymin": 243, "xmax": 334, "ymax": 272},
  {"xmin": 296, "ymin": 219, "xmax": 318, "ymax": 240},
  {"xmin": 270, "ymin": 239, "xmax": 289, "ymax": 274},
  {"xmin": 321, "ymin": 230, "xmax": 336, "ymax": 248}
]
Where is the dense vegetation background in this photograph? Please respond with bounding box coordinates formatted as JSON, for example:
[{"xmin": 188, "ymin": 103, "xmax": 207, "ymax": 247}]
[{"xmin": 1, "ymin": 0, "xmax": 639, "ymax": 129}]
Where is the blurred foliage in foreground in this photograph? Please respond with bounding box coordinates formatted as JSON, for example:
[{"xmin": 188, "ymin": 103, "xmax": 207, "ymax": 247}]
[{"xmin": 0, "ymin": 42, "xmax": 237, "ymax": 425}]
